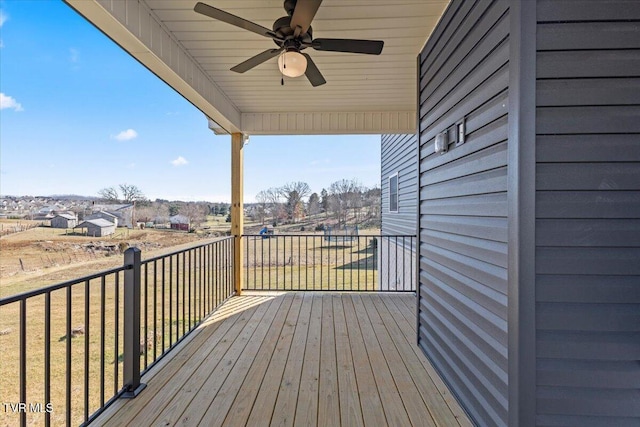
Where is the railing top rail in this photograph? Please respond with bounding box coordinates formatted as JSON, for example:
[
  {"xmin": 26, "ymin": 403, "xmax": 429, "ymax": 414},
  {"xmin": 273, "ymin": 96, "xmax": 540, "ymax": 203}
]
[
  {"xmin": 0, "ymin": 265, "xmax": 129, "ymax": 306},
  {"xmin": 141, "ymin": 236, "xmax": 233, "ymax": 265}
]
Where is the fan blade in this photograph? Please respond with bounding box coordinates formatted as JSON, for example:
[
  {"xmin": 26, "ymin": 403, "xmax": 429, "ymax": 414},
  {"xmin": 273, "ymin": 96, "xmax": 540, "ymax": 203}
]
[
  {"xmin": 231, "ymin": 48, "xmax": 284, "ymax": 73},
  {"xmin": 312, "ymin": 38, "xmax": 384, "ymax": 55},
  {"xmin": 302, "ymin": 53, "xmax": 326, "ymax": 87},
  {"xmin": 290, "ymin": 0, "xmax": 322, "ymax": 35},
  {"xmin": 194, "ymin": 2, "xmax": 279, "ymax": 39}
]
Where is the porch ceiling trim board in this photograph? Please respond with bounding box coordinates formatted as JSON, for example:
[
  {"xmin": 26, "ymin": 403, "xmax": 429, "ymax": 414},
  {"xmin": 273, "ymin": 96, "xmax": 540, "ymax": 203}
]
[{"xmin": 63, "ymin": 0, "xmax": 450, "ymax": 135}]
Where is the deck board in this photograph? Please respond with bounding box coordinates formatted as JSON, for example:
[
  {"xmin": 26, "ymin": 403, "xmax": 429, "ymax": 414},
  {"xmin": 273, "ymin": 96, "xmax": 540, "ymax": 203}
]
[{"xmin": 95, "ymin": 293, "xmax": 471, "ymax": 427}]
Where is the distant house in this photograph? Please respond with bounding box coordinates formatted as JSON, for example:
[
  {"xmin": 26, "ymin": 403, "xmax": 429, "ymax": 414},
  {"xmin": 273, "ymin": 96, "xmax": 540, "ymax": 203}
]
[
  {"xmin": 85, "ymin": 211, "xmax": 118, "ymax": 227},
  {"xmin": 169, "ymin": 215, "xmax": 190, "ymax": 231},
  {"xmin": 91, "ymin": 204, "xmax": 134, "ymax": 228},
  {"xmin": 74, "ymin": 219, "xmax": 116, "ymax": 237},
  {"xmin": 38, "ymin": 205, "xmax": 62, "ymax": 216},
  {"xmin": 51, "ymin": 213, "xmax": 78, "ymax": 229}
]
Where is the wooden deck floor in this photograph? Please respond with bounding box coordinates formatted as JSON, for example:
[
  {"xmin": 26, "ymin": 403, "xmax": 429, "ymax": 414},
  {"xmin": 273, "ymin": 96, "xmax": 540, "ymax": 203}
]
[{"xmin": 95, "ymin": 292, "xmax": 472, "ymax": 427}]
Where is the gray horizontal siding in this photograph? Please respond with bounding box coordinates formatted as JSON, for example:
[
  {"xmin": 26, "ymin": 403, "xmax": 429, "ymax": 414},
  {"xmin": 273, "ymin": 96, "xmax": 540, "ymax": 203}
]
[
  {"xmin": 534, "ymin": 0, "xmax": 640, "ymax": 424},
  {"xmin": 381, "ymin": 133, "xmax": 417, "ymax": 238},
  {"xmin": 417, "ymin": 1, "xmax": 510, "ymax": 426}
]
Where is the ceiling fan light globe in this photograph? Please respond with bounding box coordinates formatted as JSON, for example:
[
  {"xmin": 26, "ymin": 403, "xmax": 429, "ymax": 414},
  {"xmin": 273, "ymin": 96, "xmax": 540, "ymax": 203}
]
[{"xmin": 278, "ymin": 51, "xmax": 307, "ymax": 78}]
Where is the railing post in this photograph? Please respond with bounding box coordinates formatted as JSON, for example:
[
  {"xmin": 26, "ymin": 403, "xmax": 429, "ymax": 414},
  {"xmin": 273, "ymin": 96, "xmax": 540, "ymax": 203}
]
[{"xmin": 123, "ymin": 247, "xmax": 146, "ymax": 397}]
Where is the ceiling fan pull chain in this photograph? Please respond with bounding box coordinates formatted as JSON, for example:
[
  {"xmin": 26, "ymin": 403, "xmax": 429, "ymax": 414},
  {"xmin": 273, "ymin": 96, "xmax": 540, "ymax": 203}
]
[{"xmin": 281, "ymin": 53, "xmax": 286, "ymax": 85}]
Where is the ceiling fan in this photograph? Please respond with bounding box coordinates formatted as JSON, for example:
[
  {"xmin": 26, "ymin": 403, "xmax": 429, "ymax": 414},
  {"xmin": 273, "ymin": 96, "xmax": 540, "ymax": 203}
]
[{"xmin": 193, "ymin": 0, "xmax": 384, "ymax": 87}]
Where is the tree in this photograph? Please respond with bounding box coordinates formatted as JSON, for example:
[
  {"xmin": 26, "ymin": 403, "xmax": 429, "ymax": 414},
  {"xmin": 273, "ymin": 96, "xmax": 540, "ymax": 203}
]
[
  {"xmin": 98, "ymin": 186, "xmax": 119, "ymax": 202},
  {"xmin": 308, "ymin": 192, "xmax": 320, "ymax": 217},
  {"xmin": 265, "ymin": 187, "xmax": 283, "ymax": 225},
  {"xmin": 346, "ymin": 181, "xmax": 364, "ymax": 224},
  {"xmin": 181, "ymin": 203, "xmax": 207, "ymax": 228},
  {"xmin": 279, "ymin": 181, "xmax": 311, "ymax": 223},
  {"xmin": 119, "ymin": 184, "xmax": 146, "ymax": 203},
  {"xmin": 363, "ymin": 186, "xmax": 381, "ymax": 224},
  {"xmin": 320, "ymin": 188, "xmax": 329, "ymax": 218},
  {"xmin": 169, "ymin": 204, "xmax": 180, "ymax": 216},
  {"xmin": 328, "ymin": 179, "xmax": 361, "ymax": 226},
  {"xmin": 134, "ymin": 205, "xmax": 156, "ymax": 223},
  {"xmin": 255, "ymin": 191, "xmax": 269, "ymax": 224}
]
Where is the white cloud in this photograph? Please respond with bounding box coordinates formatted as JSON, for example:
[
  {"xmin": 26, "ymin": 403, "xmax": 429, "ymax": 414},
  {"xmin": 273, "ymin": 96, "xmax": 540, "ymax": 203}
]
[
  {"xmin": 113, "ymin": 129, "xmax": 138, "ymax": 141},
  {"xmin": 0, "ymin": 10, "xmax": 7, "ymax": 48},
  {"xmin": 0, "ymin": 93, "xmax": 24, "ymax": 111},
  {"xmin": 69, "ymin": 48, "xmax": 79, "ymax": 63},
  {"xmin": 171, "ymin": 156, "xmax": 189, "ymax": 167},
  {"xmin": 127, "ymin": 163, "xmax": 136, "ymax": 169}
]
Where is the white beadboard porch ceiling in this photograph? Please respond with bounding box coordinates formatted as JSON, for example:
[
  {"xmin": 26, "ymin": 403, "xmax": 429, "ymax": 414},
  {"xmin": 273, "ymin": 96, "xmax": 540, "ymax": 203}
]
[{"xmin": 65, "ymin": 0, "xmax": 449, "ymax": 135}]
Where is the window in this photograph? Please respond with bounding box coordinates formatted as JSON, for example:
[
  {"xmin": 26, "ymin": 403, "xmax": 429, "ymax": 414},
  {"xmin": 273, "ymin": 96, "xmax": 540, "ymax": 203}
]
[{"xmin": 389, "ymin": 173, "xmax": 398, "ymax": 213}]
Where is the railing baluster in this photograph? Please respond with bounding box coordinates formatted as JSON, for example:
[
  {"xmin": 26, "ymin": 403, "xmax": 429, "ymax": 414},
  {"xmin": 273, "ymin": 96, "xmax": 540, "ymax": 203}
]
[
  {"xmin": 84, "ymin": 279, "xmax": 90, "ymax": 423},
  {"xmin": 198, "ymin": 247, "xmax": 201, "ymax": 322},
  {"xmin": 114, "ymin": 273, "xmax": 119, "ymax": 395},
  {"xmin": 402, "ymin": 236, "xmax": 406, "ymax": 291},
  {"xmin": 144, "ymin": 262, "xmax": 148, "ymax": 369},
  {"xmin": 213, "ymin": 242, "xmax": 218, "ymax": 308},
  {"xmin": 66, "ymin": 285, "xmax": 72, "ymax": 426},
  {"xmin": 268, "ymin": 236, "xmax": 271, "ymax": 290},
  {"xmin": 19, "ymin": 299, "xmax": 27, "ymax": 427},
  {"xmin": 336, "ymin": 236, "xmax": 346, "ymax": 291},
  {"xmin": 304, "ymin": 236, "xmax": 308, "ymax": 290},
  {"xmin": 366, "ymin": 237, "xmax": 370, "ymax": 291},
  {"xmin": 100, "ymin": 276, "xmax": 106, "ymax": 408},
  {"xmin": 45, "ymin": 292, "xmax": 51, "ymax": 427},
  {"xmin": 169, "ymin": 255, "xmax": 173, "ymax": 347},
  {"xmin": 291, "ymin": 236, "xmax": 295, "ymax": 290},
  {"xmin": 153, "ymin": 259, "xmax": 158, "ymax": 362},
  {"xmin": 357, "ymin": 237, "xmax": 361, "ymax": 291},
  {"xmin": 187, "ymin": 250, "xmax": 191, "ymax": 331},
  {"xmin": 320, "ymin": 236, "xmax": 323, "ymax": 291},
  {"xmin": 182, "ymin": 251, "xmax": 186, "ymax": 338},
  {"xmin": 350, "ymin": 237, "xmax": 354, "ymax": 291},
  {"xmin": 333, "ymin": 239, "xmax": 338, "ymax": 291}
]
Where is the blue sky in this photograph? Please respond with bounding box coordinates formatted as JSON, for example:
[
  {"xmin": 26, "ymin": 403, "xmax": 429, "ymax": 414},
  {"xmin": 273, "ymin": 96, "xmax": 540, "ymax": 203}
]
[{"xmin": 0, "ymin": 0, "xmax": 380, "ymax": 203}]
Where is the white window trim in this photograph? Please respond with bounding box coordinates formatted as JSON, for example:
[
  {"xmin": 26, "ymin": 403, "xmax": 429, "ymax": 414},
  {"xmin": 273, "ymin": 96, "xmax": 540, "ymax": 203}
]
[{"xmin": 389, "ymin": 172, "xmax": 399, "ymax": 213}]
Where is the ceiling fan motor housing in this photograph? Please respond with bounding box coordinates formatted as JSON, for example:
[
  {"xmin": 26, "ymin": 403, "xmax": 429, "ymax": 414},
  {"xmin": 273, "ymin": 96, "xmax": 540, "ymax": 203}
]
[
  {"xmin": 283, "ymin": 0, "xmax": 297, "ymax": 16},
  {"xmin": 272, "ymin": 16, "xmax": 312, "ymax": 45}
]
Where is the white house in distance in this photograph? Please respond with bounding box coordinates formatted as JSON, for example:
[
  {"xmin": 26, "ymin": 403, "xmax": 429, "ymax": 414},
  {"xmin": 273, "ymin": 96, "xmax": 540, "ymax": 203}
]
[
  {"xmin": 86, "ymin": 210, "xmax": 118, "ymax": 227},
  {"xmin": 50, "ymin": 213, "xmax": 78, "ymax": 229},
  {"xmin": 91, "ymin": 203, "xmax": 134, "ymax": 228},
  {"xmin": 74, "ymin": 219, "xmax": 116, "ymax": 237}
]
